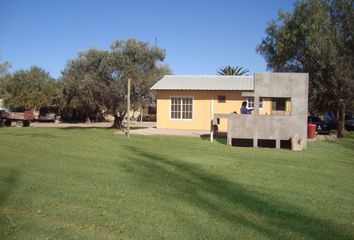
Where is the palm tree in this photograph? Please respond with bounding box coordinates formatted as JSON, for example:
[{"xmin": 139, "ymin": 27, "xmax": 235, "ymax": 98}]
[{"xmin": 217, "ymin": 66, "xmax": 249, "ymax": 76}]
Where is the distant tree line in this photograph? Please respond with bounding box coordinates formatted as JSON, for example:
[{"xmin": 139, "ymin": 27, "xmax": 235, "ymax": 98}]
[
  {"xmin": 0, "ymin": 38, "xmax": 170, "ymax": 128},
  {"xmin": 0, "ymin": 66, "xmax": 59, "ymax": 112}
]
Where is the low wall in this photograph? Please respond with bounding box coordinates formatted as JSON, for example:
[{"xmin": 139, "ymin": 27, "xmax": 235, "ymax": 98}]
[{"xmin": 226, "ymin": 113, "xmax": 307, "ymax": 149}]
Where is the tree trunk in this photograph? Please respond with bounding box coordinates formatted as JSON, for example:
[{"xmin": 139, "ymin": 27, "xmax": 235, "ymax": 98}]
[
  {"xmin": 85, "ymin": 115, "xmax": 91, "ymax": 124},
  {"xmin": 336, "ymin": 104, "xmax": 345, "ymax": 138},
  {"xmin": 112, "ymin": 113, "xmax": 126, "ymax": 129}
]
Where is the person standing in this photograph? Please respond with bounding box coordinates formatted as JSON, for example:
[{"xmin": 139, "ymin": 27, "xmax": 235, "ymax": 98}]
[{"xmin": 240, "ymin": 101, "xmax": 251, "ymax": 114}]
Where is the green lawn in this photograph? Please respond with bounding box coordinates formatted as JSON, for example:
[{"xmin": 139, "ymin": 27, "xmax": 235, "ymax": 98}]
[{"xmin": 0, "ymin": 127, "xmax": 353, "ymax": 240}]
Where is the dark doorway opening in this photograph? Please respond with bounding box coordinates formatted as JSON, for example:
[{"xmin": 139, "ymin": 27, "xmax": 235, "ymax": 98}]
[
  {"xmin": 280, "ymin": 139, "xmax": 291, "ymax": 149},
  {"xmin": 232, "ymin": 138, "xmax": 253, "ymax": 147},
  {"xmin": 257, "ymin": 139, "xmax": 276, "ymax": 148}
]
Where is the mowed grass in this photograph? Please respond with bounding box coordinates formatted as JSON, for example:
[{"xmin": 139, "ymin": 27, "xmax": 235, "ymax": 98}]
[{"xmin": 0, "ymin": 127, "xmax": 353, "ymax": 240}]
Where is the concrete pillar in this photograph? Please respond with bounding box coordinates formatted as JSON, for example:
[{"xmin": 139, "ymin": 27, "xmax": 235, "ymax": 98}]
[
  {"xmin": 253, "ymin": 95, "xmax": 259, "ymax": 115},
  {"xmin": 253, "ymin": 138, "xmax": 257, "ymax": 147},
  {"xmin": 210, "ymin": 99, "xmax": 214, "ymax": 142},
  {"xmin": 253, "ymin": 94, "xmax": 259, "ymax": 148},
  {"xmin": 227, "ymin": 135, "xmax": 232, "ymax": 146},
  {"xmin": 276, "ymin": 139, "xmax": 280, "ymax": 149}
]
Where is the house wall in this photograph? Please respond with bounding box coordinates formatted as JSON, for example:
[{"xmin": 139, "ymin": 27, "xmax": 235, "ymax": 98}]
[
  {"xmin": 156, "ymin": 90, "xmax": 267, "ymax": 131},
  {"xmin": 155, "ymin": 89, "xmax": 294, "ymax": 132}
]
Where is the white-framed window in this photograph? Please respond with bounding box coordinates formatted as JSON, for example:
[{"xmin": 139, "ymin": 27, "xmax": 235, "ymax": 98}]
[
  {"xmin": 170, "ymin": 97, "xmax": 193, "ymax": 119},
  {"xmin": 245, "ymin": 97, "xmax": 263, "ymax": 109},
  {"xmin": 246, "ymin": 97, "xmax": 254, "ymax": 109}
]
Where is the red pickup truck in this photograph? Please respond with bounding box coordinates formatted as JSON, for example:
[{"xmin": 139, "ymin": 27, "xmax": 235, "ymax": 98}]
[{"xmin": 0, "ymin": 110, "xmax": 35, "ymax": 127}]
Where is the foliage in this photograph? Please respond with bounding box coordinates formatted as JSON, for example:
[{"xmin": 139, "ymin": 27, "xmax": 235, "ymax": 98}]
[
  {"xmin": 0, "ymin": 66, "xmax": 59, "ymax": 110},
  {"xmin": 217, "ymin": 65, "xmax": 249, "ymax": 75},
  {"xmin": 0, "ymin": 127, "xmax": 353, "ymax": 239},
  {"xmin": 0, "ymin": 61, "xmax": 11, "ymax": 79},
  {"xmin": 106, "ymin": 39, "xmax": 169, "ymax": 127},
  {"xmin": 60, "ymin": 49, "xmax": 110, "ymax": 122},
  {"xmin": 257, "ymin": 0, "xmax": 354, "ymax": 137},
  {"xmin": 0, "ymin": 60, "xmax": 11, "ymax": 99},
  {"xmin": 60, "ymin": 38, "xmax": 170, "ymax": 126}
]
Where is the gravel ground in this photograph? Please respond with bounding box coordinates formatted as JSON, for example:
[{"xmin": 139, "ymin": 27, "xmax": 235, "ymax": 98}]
[
  {"xmin": 16, "ymin": 121, "xmax": 209, "ymax": 137},
  {"xmin": 124, "ymin": 127, "xmax": 210, "ymax": 137},
  {"xmin": 29, "ymin": 121, "xmax": 156, "ymax": 128}
]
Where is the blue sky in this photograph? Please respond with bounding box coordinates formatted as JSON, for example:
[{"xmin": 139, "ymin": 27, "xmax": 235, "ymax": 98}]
[{"xmin": 0, "ymin": 0, "xmax": 295, "ymax": 78}]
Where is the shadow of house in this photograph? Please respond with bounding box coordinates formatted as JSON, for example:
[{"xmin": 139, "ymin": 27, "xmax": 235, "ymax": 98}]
[{"xmin": 119, "ymin": 145, "xmax": 353, "ymax": 239}]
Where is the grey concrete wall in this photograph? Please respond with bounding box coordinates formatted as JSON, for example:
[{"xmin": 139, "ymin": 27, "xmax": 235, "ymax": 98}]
[{"xmin": 226, "ymin": 72, "xmax": 309, "ymax": 149}]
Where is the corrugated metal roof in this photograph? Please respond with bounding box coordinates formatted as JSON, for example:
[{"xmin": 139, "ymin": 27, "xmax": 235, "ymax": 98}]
[{"xmin": 150, "ymin": 75, "xmax": 254, "ymax": 91}]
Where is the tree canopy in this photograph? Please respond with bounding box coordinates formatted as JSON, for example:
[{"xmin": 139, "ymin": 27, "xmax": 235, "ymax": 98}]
[
  {"xmin": 107, "ymin": 39, "xmax": 170, "ymax": 127},
  {"xmin": 257, "ymin": 0, "xmax": 354, "ymax": 137},
  {"xmin": 217, "ymin": 66, "xmax": 249, "ymax": 76},
  {"xmin": 0, "ymin": 60, "xmax": 11, "ymax": 99},
  {"xmin": 0, "ymin": 61, "xmax": 10, "ymax": 78},
  {"xmin": 0, "ymin": 66, "xmax": 59, "ymax": 111},
  {"xmin": 61, "ymin": 38, "xmax": 170, "ymax": 126},
  {"xmin": 60, "ymin": 49, "xmax": 110, "ymax": 122}
]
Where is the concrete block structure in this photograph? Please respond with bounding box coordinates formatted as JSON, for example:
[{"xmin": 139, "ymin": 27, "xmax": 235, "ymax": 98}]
[{"xmin": 214, "ymin": 73, "xmax": 309, "ymax": 149}]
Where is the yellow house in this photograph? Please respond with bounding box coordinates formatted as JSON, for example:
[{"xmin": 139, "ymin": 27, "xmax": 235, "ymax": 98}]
[{"xmin": 151, "ymin": 75, "xmax": 291, "ymax": 131}]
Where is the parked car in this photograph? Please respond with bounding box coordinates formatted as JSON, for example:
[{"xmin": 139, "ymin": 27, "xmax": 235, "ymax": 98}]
[
  {"xmin": 37, "ymin": 107, "xmax": 58, "ymax": 122},
  {"xmin": 38, "ymin": 112, "xmax": 57, "ymax": 122},
  {"xmin": 308, "ymin": 116, "xmax": 330, "ymax": 134},
  {"xmin": 324, "ymin": 111, "xmax": 336, "ymax": 130},
  {"xmin": 0, "ymin": 110, "xmax": 7, "ymax": 126},
  {"xmin": 345, "ymin": 113, "xmax": 354, "ymax": 131}
]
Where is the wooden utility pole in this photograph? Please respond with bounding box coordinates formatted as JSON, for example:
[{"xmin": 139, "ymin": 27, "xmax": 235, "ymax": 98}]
[
  {"xmin": 127, "ymin": 78, "xmax": 131, "ymax": 137},
  {"xmin": 210, "ymin": 99, "xmax": 214, "ymax": 142}
]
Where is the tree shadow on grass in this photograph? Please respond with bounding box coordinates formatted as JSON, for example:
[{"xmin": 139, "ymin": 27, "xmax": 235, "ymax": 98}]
[
  {"xmin": 58, "ymin": 127, "xmax": 113, "ymax": 131},
  {"xmin": 324, "ymin": 134, "xmax": 354, "ymax": 152},
  {"xmin": 119, "ymin": 145, "xmax": 354, "ymax": 239},
  {"xmin": 200, "ymin": 134, "xmax": 228, "ymax": 145},
  {"xmin": 58, "ymin": 126, "xmax": 146, "ymax": 131},
  {"xmin": 0, "ymin": 168, "xmax": 20, "ymax": 239}
]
